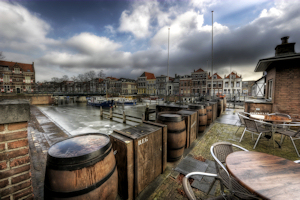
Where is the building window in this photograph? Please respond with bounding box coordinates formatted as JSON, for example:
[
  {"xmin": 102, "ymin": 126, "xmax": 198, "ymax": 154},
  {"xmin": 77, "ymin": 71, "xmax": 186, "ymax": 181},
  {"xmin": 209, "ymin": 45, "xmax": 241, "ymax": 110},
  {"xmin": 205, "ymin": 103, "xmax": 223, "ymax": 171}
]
[
  {"xmin": 213, "ymin": 75, "xmax": 217, "ymax": 79},
  {"xmin": 231, "ymin": 82, "xmax": 234, "ymax": 87},
  {"xmin": 208, "ymin": 84, "xmax": 211, "ymax": 88},
  {"xmin": 4, "ymin": 75, "xmax": 10, "ymax": 83},
  {"xmin": 213, "ymin": 84, "xmax": 216, "ymax": 88},
  {"xmin": 25, "ymin": 76, "xmax": 31, "ymax": 83},
  {"xmin": 218, "ymin": 84, "xmax": 222, "ymax": 87},
  {"xmin": 14, "ymin": 68, "xmax": 20, "ymax": 74},
  {"xmin": 236, "ymin": 82, "xmax": 240, "ymax": 87},
  {"xmin": 268, "ymin": 79, "xmax": 273, "ymax": 99},
  {"xmin": 224, "ymin": 89, "xmax": 227, "ymax": 94},
  {"xmin": 225, "ymin": 82, "xmax": 228, "ymax": 87}
]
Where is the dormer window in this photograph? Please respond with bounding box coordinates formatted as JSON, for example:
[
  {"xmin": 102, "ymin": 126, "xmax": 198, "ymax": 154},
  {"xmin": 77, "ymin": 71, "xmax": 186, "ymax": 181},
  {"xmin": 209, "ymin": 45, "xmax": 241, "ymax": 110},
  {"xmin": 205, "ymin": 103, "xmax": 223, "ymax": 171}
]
[
  {"xmin": 213, "ymin": 75, "xmax": 217, "ymax": 79},
  {"xmin": 14, "ymin": 68, "xmax": 20, "ymax": 74}
]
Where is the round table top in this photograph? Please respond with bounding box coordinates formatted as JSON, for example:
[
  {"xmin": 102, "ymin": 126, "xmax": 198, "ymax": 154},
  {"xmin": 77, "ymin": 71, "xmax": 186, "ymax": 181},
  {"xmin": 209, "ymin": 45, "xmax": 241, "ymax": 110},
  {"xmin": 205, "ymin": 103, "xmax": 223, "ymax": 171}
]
[
  {"xmin": 226, "ymin": 151, "xmax": 300, "ymax": 200},
  {"xmin": 250, "ymin": 114, "xmax": 292, "ymax": 123}
]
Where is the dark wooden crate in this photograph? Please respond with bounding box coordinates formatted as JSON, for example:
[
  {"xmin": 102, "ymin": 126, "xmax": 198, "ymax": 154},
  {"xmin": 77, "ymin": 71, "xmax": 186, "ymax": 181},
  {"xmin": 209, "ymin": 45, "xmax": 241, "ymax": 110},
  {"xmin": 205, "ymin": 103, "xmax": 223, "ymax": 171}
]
[
  {"xmin": 110, "ymin": 121, "xmax": 167, "ymax": 200},
  {"xmin": 177, "ymin": 110, "xmax": 198, "ymax": 148}
]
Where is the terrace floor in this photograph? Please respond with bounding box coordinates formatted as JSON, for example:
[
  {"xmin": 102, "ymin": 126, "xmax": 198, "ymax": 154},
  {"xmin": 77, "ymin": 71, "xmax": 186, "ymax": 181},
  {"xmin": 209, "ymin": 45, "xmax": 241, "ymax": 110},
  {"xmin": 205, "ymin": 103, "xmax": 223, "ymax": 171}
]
[
  {"xmin": 28, "ymin": 106, "xmax": 300, "ymax": 200},
  {"xmin": 147, "ymin": 108, "xmax": 300, "ymax": 200}
]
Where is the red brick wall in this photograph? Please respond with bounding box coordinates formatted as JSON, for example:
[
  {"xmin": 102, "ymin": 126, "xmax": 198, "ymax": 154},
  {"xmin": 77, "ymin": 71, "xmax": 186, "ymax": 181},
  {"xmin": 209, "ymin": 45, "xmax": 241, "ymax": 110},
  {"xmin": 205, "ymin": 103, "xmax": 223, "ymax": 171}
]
[
  {"xmin": 0, "ymin": 122, "xmax": 33, "ymax": 200},
  {"xmin": 273, "ymin": 62, "xmax": 300, "ymax": 120}
]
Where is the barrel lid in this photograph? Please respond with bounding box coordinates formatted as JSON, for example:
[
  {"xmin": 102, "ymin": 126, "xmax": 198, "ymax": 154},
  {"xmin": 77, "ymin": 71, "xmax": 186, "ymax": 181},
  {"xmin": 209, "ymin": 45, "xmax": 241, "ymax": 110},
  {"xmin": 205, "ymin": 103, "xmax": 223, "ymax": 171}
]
[
  {"xmin": 177, "ymin": 110, "xmax": 196, "ymax": 116},
  {"xmin": 188, "ymin": 104, "xmax": 205, "ymax": 109},
  {"xmin": 158, "ymin": 114, "xmax": 183, "ymax": 122},
  {"xmin": 47, "ymin": 133, "xmax": 111, "ymax": 170}
]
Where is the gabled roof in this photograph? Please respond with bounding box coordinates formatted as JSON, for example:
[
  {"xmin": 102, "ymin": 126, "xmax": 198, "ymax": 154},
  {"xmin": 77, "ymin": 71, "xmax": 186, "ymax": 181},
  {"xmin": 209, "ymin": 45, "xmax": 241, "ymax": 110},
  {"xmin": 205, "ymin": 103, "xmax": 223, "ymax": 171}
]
[
  {"xmin": 106, "ymin": 76, "xmax": 118, "ymax": 80},
  {"xmin": 99, "ymin": 78, "xmax": 104, "ymax": 83},
  {"xmin": 140, "ymin": 72, "xmax": 156, "ymax": 79},
  {"xmin": 208, "ymin": 73, "xmax": 222, "ymax": 79},
  {"xmin": 0, "ymin": 60, "xmax": 34, "ymax": 72},
  {"xmin": 225, "ymin": 71, "xmax": 241, "ymax": 79},
  {"xmin": 195, "ymin": 68, "xmax": 204, "ymax": 72}
]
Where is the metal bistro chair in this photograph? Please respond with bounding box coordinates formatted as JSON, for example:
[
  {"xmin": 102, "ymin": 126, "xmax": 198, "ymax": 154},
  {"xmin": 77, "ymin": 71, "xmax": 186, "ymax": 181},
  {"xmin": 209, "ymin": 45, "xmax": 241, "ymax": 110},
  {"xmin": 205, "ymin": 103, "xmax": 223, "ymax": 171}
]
[
  {"xmin": 275, "ymin": 122, "xmax": 300, "ymax": 157},
  {"xmin": 183, "ymin": 142, "xmax": 259, "ymax": 200},
  {"xmin": 235, "ymin": 112, "xmax": 250, "ymax": 135},
  {"xmin": 240, "ymin": 118, "xmax": 273, "ymax": 149}
]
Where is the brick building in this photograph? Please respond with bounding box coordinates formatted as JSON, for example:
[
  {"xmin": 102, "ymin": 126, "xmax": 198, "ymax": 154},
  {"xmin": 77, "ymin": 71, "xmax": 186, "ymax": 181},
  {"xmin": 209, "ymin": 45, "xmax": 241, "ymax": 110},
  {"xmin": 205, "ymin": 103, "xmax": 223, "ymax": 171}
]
[
  {"xmin": 0, "ymin": 61, "xmax": 35, "ymax": 93},
  {"xmin": 179, "ymin": 75, "xmax": 192, "ymax": 96},
  {"xmin": 208, "ymin": 73, "xmax": 223, "ymax": 95},
  {"xmin": 247, "ymin": 36, "xmax": 300, "ymax": 120},
  {"xmin": 223, "ymin": 71, "xmax": 242, "ymax": 95},
  {"xmin": 191, "ymin": 68, "xmax": 208, "ymax": 96},
  {"xmin": 137, "ymin": 72, "xmax": 156, "ymax": 95}
]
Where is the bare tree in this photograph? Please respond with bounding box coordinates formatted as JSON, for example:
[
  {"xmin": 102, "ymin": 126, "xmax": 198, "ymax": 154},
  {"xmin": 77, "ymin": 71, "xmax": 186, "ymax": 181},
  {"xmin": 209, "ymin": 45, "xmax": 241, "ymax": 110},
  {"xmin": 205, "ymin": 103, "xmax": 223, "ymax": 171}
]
[
  {"xmin": 71, "ymin": 76, "xmax": 78, "ymax": 82},
  {"xmin": 61, "ymin": 75, "xmax": 69, "ymax": 82},
  {"xmin": 0, "ymin": 51, "xmax": 5, "ymax": 60},
  {"xmin": 97, "ymin": 70, "xmax": 106, "ymax": 79},
  {"xmin": 51, "ymin": 77, "xmax": 60, "ymax": 82},
  {"xmin": 85, "ymin": 71, "xmax": 97, "ymax": 92}
]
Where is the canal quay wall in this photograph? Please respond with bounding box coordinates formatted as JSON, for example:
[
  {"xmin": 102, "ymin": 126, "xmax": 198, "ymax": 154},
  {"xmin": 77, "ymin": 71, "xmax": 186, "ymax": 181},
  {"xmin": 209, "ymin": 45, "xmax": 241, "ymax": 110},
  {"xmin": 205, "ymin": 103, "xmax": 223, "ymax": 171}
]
[
  {"xmin": 0, "ymin": 94, "xmax": 54, "ymax": 105},
  {"xmin": 0, "ymin": 100, "xmax": 33, "ymax": 200}
]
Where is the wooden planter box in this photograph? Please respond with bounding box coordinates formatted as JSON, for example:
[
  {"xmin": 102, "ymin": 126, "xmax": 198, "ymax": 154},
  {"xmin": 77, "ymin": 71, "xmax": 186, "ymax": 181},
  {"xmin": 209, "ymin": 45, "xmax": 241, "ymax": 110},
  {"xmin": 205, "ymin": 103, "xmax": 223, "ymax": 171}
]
[
  {"xmin": 110, "ymin": 121, "xmax": 167, "ymax": 200},
  {"xmin": 177, "ymin": 110, "xmax": 198, "ymax": 148}
]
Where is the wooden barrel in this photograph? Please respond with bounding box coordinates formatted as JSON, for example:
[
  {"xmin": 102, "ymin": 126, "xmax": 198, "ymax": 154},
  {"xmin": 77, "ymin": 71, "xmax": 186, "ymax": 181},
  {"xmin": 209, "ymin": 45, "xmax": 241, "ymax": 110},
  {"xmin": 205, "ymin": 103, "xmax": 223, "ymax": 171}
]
[
  {"xmin": 204, "ymin": 103, "xmax": 213, "ymax": 126},
  {"xmin": 217, "ymin": 99, "xmax": 223, "ymax": 117},
  {"xmin": 188, "ymin": 104, "xmax": 207, "ymax": 133},
  {"xmin": 223, "ymin": 98, "xmax": 227, "ymax": 111},
  {"xmin": 44, "ymin": 133, "xmax": 118, "ymax": 200},
  {"xmin": 157, "ymin": 114, "xmax": 186, "ymax": 162}
]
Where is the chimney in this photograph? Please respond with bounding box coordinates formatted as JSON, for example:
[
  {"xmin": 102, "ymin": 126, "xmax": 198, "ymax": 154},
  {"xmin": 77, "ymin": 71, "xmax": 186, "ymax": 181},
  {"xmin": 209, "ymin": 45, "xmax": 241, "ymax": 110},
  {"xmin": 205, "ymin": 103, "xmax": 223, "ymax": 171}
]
[
  {"xmin": 209, "ymin": 72, "xmax": 210, "ymax": 76},
  {"xmin": 275, "ymin": 36, "xmax": 295, "ymax": 56}
]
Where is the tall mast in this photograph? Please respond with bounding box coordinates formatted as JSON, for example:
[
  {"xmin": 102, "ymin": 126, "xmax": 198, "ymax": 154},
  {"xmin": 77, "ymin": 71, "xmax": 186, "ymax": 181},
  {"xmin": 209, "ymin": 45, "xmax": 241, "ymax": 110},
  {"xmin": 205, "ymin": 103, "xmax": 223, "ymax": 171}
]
[
  {"xmin": 211, "ymin": 11, "xmax": 214, "ymax": 96},
  {"xmin": 167, "ymin": 27, "xmax": 170, "ymax": 97},
  {"xmin": 167, "ymin": 27, "xmax": 170, "ymax": 78}
]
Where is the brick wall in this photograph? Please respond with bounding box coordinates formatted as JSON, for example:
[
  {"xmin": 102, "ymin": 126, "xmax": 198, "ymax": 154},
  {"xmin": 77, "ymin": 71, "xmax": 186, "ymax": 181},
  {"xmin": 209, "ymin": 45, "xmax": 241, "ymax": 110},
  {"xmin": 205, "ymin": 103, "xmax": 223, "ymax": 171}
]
[
  {"xmin": 271, "ymin": 61, "xmax": 300, "ymax": 120},
  {"xmin": 0, "ymin": 100, "xmax": 33, "ymax": 200}
]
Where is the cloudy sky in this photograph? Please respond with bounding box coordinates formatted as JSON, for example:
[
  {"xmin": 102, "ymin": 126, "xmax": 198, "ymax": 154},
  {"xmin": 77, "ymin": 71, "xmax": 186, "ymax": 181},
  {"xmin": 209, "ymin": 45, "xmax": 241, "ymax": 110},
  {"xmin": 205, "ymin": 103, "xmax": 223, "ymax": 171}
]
[{"xmin": 1, "ymin": 0, "xmax": 300, "ymax": 82}]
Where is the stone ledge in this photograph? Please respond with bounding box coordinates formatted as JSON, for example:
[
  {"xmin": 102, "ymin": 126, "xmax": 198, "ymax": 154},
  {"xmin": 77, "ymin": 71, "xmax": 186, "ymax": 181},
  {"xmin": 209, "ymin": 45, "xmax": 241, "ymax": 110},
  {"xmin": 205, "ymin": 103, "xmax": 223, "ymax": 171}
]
[{"xmin": 0, "ymin": 100, "xmax": 30, "ymax": 124}]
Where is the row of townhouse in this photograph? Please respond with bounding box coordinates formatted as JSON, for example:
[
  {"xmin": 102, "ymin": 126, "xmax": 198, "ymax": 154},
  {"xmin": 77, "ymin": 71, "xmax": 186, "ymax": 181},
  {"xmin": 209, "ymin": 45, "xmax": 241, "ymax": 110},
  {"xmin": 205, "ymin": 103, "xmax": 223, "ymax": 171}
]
[
  {"xmin": 35, "ymin": 69, "xmax": 243, "ymax": 97},
  {"xmin": 165, "ymin": 69, "xmax": 243, "ymax": 97}
]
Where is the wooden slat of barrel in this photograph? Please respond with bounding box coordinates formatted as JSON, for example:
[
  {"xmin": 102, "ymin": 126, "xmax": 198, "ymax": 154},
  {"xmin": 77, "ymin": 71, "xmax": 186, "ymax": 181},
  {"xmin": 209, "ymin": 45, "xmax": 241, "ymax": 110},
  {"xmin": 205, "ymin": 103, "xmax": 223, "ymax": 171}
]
[
  {"xmin": 223, "ymin": 98, "xmax": 227, "ymax": 111},
  {"xmin": 44, "ymin": 133, "xmax": 118, "ymax": 200},
  {"xmin": 157, "ymin": 114, "xmax": 186, "ymax": 162},
  {"xmin": 188, "ymin": 105, "xmax": 207, "ymax": 133},
  {"xmin": 205, "ymin": 103, "xmax": 213, "ymax": 126},
  {"xmin": 209, "ymin": 101, "xmax": 217, "ymax": 122},
  {"xmin": 217, "ymin": 99, "xmax": 223, "ymax": 117}
]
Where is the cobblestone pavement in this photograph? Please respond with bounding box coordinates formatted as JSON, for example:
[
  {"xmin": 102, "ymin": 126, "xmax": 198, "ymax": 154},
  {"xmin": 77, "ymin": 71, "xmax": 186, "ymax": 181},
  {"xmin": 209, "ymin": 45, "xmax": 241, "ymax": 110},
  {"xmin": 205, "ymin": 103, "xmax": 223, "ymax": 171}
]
[{"xmin": 28, "ymin": 106, "xmax": 69, "ymax": 199}]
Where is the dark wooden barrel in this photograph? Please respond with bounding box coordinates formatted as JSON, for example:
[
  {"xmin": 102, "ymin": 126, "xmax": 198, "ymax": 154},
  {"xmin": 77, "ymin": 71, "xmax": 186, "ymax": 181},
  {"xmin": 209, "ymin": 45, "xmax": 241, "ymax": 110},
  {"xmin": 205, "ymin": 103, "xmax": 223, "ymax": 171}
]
[
  {"xmin": 223, "ymin": 98, "xmax": 227, "ymax": 111},
  {"xmin": 44, "ymin": 133, "xmax": 118, "ymax": 200},
  {"xmin": 217, "ymin": 99, "xmax": 223, "ymax": 117},
  {"xmin": 188, "ymin": 104, "xmax": 207, "ymax": 133},
  {"xmin": 204, "ymin": 103, "xmax": 213, "ymax": 126},
  {"xmin": 157, "ymin": 114, "xmax": 186, "ymax": 162},
  {"xmin": 209, "ymin": 101, "xmax": 218, "ymax": 121}
]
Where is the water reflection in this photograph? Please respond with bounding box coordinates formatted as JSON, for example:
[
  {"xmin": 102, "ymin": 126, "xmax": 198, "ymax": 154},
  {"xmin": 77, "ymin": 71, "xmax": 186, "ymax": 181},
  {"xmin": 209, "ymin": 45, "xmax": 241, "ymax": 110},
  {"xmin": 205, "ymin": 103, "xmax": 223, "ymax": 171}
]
[{"xmin": 37, "ymin": 103, "xmax": 157, "ymax": 136}]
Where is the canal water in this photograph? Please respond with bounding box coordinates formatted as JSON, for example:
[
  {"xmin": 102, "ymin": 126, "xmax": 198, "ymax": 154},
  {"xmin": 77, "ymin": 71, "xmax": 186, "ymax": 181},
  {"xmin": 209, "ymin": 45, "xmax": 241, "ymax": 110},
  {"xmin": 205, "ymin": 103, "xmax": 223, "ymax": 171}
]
[{"xmin": 37, "ymin": 103, "xmax": 157, "ymax": 136}]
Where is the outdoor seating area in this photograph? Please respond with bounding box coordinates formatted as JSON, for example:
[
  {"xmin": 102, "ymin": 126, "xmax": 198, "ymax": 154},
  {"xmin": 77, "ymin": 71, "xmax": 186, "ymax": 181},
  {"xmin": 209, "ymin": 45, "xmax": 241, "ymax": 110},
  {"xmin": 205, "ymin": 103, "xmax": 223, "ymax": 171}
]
[
  {"xmin": 237, "ymin": 112, "xmax": 300, "ymax": 156},
  {"xmin": 149, "ymin": 112, "xmax": 300, "ymax": 200}
]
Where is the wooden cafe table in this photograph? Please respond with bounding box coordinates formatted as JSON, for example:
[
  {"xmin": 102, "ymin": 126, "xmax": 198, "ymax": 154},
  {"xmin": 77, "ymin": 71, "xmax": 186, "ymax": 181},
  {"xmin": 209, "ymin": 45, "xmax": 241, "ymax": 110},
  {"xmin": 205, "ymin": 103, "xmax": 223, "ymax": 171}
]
[
  {"xmin": 249, "ymin": 114, "xmax": 292, "ymax": 148},
  {"xmin": 226, "ymin": 151, "xmax": 300, "ymax": 200}
]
